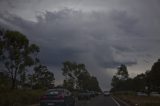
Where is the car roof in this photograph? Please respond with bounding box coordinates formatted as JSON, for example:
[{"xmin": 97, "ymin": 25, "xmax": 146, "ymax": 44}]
[{"xmin": 47, "ymin": 88, "xmax": 69, "ymax": 92}]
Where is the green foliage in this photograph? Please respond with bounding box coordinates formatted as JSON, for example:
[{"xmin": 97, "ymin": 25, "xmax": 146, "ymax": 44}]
[
  {"xmin": 87, "ymin": 76, "xmax": 101, "ymax": 91},
  {"xmin": 29, "ymin": 64, "xmax": 55, "ymax": 89},
  {"xmin": 0, "ymin": 72, "xmax": 11, "ymax": 90},
  {"xmin": 132, "ymin": 73, "xmax": 146, "ymax": 92},
  {"xmin": 77, "ymin": 70, "xmax": 90, "ymax": 90},
  {"xmin": 111, "ymin": 64, "xmax": 148, "ymax": 92},
  {"xmin": 62, "ymin": 61, "xmax": 88, "ymax": 90},
  {"xmin": 111, "ymin": 59, "xmax": 160, "ymax": 94},
  {"xmin": 0, "ymin": 89, "xmax": 44, "ymax": 106},
  {"xmin": 111, "ymin": 64, "xmax": 130, "ymax": 91},
  {"xmin": 117, "ymin": 64, "xmax": 129, "ymax": 80},
  {"xmin": 0, "ymin": 28, "xmax": 55, "ymax": 105},
  {"xmin": 63, "ymin": 79, "xmax": 75, "ymax": 91},
  {"xmin": 149, "ymin": 59, "xmax": 160, "ymax": 90},
  {"xmin": 0, "ymin": 29, "xmax": 40, "ymax": 89},
  {"xmin": 62, "ymin": 61, "xmax": 101, "ymax": 91},
  {"xmin": 116, "ymin": 95, "xmax": 160, "ymax": 106}
]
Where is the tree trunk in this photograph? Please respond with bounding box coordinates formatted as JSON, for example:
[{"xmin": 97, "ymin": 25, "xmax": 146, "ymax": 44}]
[
  {"xmin": 11, "ymin": 70, "xmax": 17, "ymax": 89},
  {"xmin": 11, "ymin": 78, "xmax": 15, "ymax": 89}
]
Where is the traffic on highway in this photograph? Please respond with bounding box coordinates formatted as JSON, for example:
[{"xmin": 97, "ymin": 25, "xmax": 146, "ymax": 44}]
[{"xmin": 39, "ymin": 88, "xmax": 121, "ymax": 106}]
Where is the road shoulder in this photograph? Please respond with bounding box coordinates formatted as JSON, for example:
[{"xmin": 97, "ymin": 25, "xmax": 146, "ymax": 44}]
[{"xmin": 112, "ymin": 96, "xmax": 131, "ymax": 106}]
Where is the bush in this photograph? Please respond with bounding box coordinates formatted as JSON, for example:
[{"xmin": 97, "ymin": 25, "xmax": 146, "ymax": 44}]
[
  {"xmin": 113, "ymin": 91, "xmax": 136, "ymax": 96},
  {"xmin": 0, "ymin": 89, "xmax": 44, "ymax": 106},
  {"xmin": 115, "ymin": 95, "xmax": 160, "ymax": 106}
]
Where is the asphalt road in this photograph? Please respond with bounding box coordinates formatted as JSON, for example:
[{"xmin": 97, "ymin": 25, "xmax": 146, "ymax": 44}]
[
  {"xmin": 76, "ymin": 95, "xmax": 119, "ymax": 106},
  {"xmin": 30, "ymin": 95, "xmax": 120, "ymax": 106}
]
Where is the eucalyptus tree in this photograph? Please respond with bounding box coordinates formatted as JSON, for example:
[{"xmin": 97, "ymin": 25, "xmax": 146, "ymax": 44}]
[
  {"xmin": 0, "ymin": 30, "xmax": 39, "ymax": 89},
  {"xmin": 29, "ymin": 64, "xmax": 55, "ymax": 89},
  {"xmin": 62, "ymin": 61, "xmax": 101, "ymax": 91}
]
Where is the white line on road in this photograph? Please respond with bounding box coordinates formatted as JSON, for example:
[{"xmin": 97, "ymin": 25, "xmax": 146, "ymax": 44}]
[
  {"xmin": 111, "ymin": 96, "xmax": 121, "ymax": 106},
  {"xmin": 113, "ymin": 96, "xmax": 130, "ymax": 106}
]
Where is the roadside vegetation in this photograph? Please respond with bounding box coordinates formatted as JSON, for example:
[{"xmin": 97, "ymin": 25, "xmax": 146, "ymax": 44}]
[
  {"xmin": 111, "ymin": 59, "xmax": 160, "ymax": 105},
  {"xmin": 0, "ymin": 28, "xmax": 101, "ymax": 105},
  {"xmin": 0, "ymin": 28, "xmax": 54, "ymax": 105},
  {"xmin": 62, "ymin": 61, "xmax": 101, "ymax": 92},
  {"xmin": 115, "ymin": 94, "xmax": 160, "ymax": 106},
  {"xmin": 0, "ymin": 89, "xmax": 44, "ymax": 106}
]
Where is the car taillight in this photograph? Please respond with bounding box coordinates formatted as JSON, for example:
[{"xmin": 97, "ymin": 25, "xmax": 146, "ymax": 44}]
[
  {"xmin": 56, "ymin": 94, "xmax": 64, "ymax": 100},
  {"xmin": 40, "ymin": 95, "xmax": 47, "ymax": 100}
]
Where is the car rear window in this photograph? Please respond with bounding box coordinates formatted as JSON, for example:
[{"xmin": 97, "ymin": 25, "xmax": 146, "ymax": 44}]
[{"xmin": 46, "ymin": 90, "xmax": 63, "ymax": 95}]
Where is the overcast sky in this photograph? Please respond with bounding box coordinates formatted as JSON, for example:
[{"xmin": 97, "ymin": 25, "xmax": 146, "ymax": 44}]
[{"xmin": 0, "ymin": 0, "xmax": 160, "ymax": 90}]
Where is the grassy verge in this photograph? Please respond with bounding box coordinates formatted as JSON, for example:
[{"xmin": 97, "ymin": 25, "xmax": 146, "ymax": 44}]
[
  {"xmin": 115, "ymin": 94, "xmax": 160, "ymax": 106},
  {"xmin": 0, "ymin": 89, "xmax": 44, "ymax": 106}
]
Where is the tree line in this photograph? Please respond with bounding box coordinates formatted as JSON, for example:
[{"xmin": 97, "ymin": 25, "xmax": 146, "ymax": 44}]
[
  {"xmin": 111, "ymin": 59, "xmax": 160, "ymax": 95},
  {"xmin": 0, "ymin": 28, "xmax": 101, "ymax": 91},
  {"xmin": 62, "ymin": 61, "xmax": 101, "ymax": 91}
]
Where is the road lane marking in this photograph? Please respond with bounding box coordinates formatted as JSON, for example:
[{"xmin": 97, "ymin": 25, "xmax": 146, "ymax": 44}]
[
  {"xmin": 112, "ymin": 96, "xmax": 130, "ymax": 106},
  {"xmin": 111, "ymin": 96, "xmax": 121, "ymax": 106}
]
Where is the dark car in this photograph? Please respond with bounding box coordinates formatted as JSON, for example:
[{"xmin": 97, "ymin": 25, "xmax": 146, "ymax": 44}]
[
  {"xmin": 40, "ymin": 89, "xmax": 75, "ymax": 106},
  {"xmin": 77, "ymin": 91, "xmax": 91, "ymax": 100},
  {"xmin": 89, "ymin": 91, "xmax": 97, "ymax": 97}
]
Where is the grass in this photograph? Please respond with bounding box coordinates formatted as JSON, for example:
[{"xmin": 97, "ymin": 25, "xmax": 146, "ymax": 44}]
[
  {"xmin": 0, "ymin": 89, "xmax": 45, "ymax": 106},
  {"xmin": 115, "ymin": 94, "xmax": 160, "ymax": 106}
]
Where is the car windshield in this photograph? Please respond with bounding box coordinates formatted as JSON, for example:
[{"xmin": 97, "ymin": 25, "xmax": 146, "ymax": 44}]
[{"xmin": 104, "ymin": 91, "xmax": 109, "ymax": 93}]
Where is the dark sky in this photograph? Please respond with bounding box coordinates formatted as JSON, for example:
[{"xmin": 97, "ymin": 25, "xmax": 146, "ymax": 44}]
[{"xmin": 0, "ymin": 0, "xmax": 160, "ymax": 90}]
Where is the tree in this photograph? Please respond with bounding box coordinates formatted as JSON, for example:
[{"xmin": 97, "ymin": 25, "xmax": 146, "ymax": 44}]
[
  {"xmin": 62, "ymin": 61, "xmax": 89, "ymax": 90},
  {"xmin": 132, "ymin": 73, "xmax": 146, "ymax": 92},
  {"xmin": 63, "ymin": 79, "xmax": 75, "ymax": 91},
  {"xmin": 145, "ymin": 70, "xmax": 152, "ymax": 95},
  {"xmin": 62, "ymin": 61, "xmax": 101, "ymax": 91},
  {"xmin": 147, "ymin": 59, "xmax": 160, "ymax": 92},
  {"xmin": 117, "ymin": 64, "xmax": 129, "ymax": 80},
  {"xmin": 87, "ymin": 76, "xmax": 101, "ymax": 91},
  {"xmin": 111, "ymin": 75, "xmax": 121, "ymax": 92},
  {"xmin": 29, "ymin": 64, "xmax": 55, "ymax": 89},
  {"xmin": 77, "ymin": 70, "xmax": 90, "ymax": 90},
  {"xmin": 0, "ymin": 30, "xmax": 40, "ymax": 89},
  {"xmin": 0, "ymin": 72, "xmax": 10, "ymax": 90},
  {"xmin": 111, "ymin": 64, "xmax": 129, "ymax": 91},
  {"xmin": 150, "ymin": 59, "xmax": 160, "ymax": 87},
  {"xmin": 62, "ymin": 61, "xmax": 77, "ymax": 90}
]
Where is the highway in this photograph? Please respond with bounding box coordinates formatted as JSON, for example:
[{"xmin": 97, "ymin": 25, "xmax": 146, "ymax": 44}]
[
  {"xmin": 76, "ymin": 95, "xmax": 120, "ymax": 106},
  {"xmin": 30, "ymin": 95, "xmax": 123, "ymax": 106}
]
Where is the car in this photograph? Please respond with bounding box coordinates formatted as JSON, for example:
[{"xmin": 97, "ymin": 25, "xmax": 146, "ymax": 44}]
[
  {"xmin": 136, "ymin": 92, "xmax": 147, "ymax": 96},
  {"xmin": 103, "ymin": 91, "xmax": 110, "ymax": 96},
  {"xmin": 89, "ymin": 91, "xmax": 96, "ymax": 97},
  {"xmin": 150, "ymin": 92, "xmax": 160, "ymax": 97},
  {"xmin": 97, "ymin": 92, "xmax": 102, "ymax": 95},
  {"xmin": 77, "ymin": 91, "xmax": 91, "ymax": 100},
  {"xmin": 40, "ymin": 89, "xmax": 75, "ymax": 106}
]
